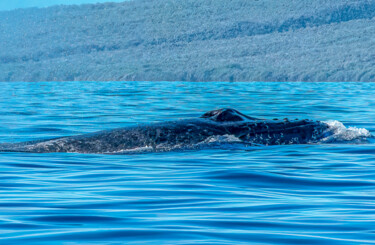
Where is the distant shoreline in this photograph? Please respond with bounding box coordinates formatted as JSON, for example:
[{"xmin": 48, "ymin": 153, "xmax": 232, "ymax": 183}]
[
  {"xmin": 1, "ymin": 0, "xmax": 375, "ymax": 82},
  {"xmin": 1, "ymin": 81, "xmax": 372, "ymax": 84}
]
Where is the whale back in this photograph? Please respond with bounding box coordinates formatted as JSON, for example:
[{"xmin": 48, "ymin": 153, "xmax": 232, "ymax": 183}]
[
  {"xmin": 201, "ymin": 108, "xmax": 257, "ymax": 122},
  {"xmin": 0, "ymin": 108, "xmax": 338, "ymax": 154}
]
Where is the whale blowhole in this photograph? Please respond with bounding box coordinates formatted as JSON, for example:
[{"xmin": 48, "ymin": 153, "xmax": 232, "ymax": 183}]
[{"xmin": 201, "ymin": 108, "xmax": 256, "ymax": 122}]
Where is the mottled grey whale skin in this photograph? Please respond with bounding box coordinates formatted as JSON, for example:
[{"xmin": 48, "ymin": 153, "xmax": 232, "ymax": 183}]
[{"xmin": 0, "ymin": 109, "xmax": 330, "ymax": 154}]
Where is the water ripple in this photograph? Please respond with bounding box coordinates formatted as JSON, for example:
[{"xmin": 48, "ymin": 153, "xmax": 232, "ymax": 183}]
[{"xmin": 0, "ymin": 82, "xmax": 375, "ymax": 244}]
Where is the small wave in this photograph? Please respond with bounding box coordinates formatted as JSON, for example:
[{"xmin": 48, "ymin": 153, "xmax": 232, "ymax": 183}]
[
  {"xmin": 322, "ymin": 120, "xmax": 372, "ymax": 143},
  {"xmin": 111, "ymin": 145, "xmax": 156, "ymax": 154}
]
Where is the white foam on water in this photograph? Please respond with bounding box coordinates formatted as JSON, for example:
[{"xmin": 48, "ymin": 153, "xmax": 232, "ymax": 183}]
[
  {"xmin": 194, "ymin": 134, "xmax": 257, "ymax": 150},
  {"xmin": 110, "ymin": 145, "xmax": 156, "ymax": 154},
  {"xmin": 200, "ymin": 134, "xmax": 242, "ymax": 144},
  {"xmin": 322, "ymin": 120, "xmax": 372, "ymax": 143},
  {"xmin": 113, "ymin": 135, "xmax": 248, "ymax": 154}
]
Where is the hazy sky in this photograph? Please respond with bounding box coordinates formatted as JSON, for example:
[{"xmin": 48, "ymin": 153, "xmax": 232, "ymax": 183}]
[{"xmin": 0, "ymin": 0, "xmax": 126, "ymax": 11}]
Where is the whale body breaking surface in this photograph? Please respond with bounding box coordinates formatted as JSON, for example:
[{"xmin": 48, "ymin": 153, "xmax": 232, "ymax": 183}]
[{"xmin": 0, "ymin": 109, "xmax": 371, "ymax": 154}]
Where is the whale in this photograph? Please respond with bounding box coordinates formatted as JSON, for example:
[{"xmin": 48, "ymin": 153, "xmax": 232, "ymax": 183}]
[{"xmin": 0, "ymin": 108, "xmax": 331, "ymax": 154}]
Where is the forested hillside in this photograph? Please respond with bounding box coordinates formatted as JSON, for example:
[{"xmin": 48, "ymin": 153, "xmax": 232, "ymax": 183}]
[{"xmin": 1, "ymin": 0, "xmax": 374, "ymax": 82}]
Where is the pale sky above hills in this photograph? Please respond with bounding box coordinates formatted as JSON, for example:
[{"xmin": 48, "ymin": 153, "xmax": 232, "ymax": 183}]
[{"xmin": 0, "ymin": 0, "xmax": 126, "ymax": 11}]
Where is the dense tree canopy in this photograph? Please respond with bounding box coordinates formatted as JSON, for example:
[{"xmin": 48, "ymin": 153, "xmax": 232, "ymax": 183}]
[{"xmin": 0, "ymin": 0, "xmax": 374, "ymax": 82}]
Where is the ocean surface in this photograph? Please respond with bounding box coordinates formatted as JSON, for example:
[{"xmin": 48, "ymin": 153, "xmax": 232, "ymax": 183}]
[{"xmin": 0, "ymin": 81, "xmax": 375, "ymax": 244}]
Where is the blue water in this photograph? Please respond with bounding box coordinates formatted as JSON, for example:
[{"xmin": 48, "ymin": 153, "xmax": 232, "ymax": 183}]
[{"xmin": 1, "ymin": 81, "xmax": 375, "ymax": 244}]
